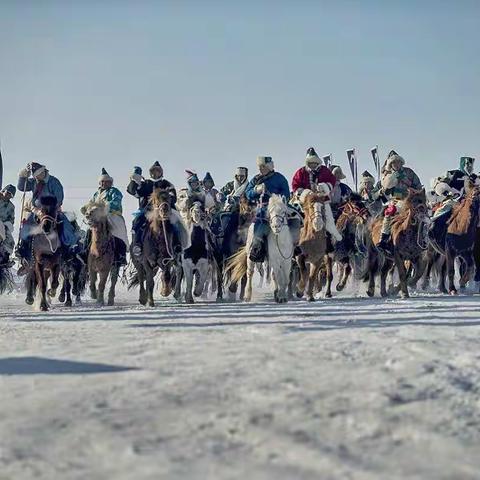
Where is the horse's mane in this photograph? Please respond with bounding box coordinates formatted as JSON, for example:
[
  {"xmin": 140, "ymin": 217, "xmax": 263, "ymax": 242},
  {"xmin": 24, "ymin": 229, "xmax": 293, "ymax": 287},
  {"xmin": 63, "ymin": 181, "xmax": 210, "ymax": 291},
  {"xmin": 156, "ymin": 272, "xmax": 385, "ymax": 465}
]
[
  {"xmin": 268, "ymin": 194, "xmax": 287, "ymax": 212},
  {"xmin": 336, "ymin": 196, "xmax": 369, "ymax": 233},
  {"xmin": 447, "ymin": 189, "xmax": 476, "ymax": 235},
  {"xmin": 300, "ymin": 192, "xmax": 323, "ymax": 243},
  {"xmin": 390, "ymin": 190, "xmax": 425, "ymax": 245}
]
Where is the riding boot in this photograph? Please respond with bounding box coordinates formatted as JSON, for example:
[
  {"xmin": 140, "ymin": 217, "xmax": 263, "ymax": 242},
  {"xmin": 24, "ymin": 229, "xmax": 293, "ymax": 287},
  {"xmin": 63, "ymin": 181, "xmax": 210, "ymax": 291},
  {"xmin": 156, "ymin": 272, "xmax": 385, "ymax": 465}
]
[
  {"xmin": 323, "ymin": 202, "xmax": 343, "ymax": 242},
  {"xmin": 115, "ymin": 238, "xmax": 127, "ymax": 266},
  {"xmin": 132, "ymin": 222, "xmax": 146, "ymax": 257}
]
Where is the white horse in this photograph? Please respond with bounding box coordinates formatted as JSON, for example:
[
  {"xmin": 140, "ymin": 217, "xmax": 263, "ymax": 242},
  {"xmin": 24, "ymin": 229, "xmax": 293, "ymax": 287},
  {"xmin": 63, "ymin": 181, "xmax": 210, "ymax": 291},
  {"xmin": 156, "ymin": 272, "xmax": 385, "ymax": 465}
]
[{"xmin": 244, "ymin": 194, "xmax": 293, "ymax": 303}]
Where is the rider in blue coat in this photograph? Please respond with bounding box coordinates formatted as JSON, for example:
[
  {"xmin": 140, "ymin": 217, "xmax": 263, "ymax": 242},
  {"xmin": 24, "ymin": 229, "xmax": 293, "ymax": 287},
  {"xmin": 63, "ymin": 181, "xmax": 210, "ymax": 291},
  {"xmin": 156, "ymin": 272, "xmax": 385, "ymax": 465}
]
[
  {"xmin": 16, "ymin": 162, "xmax": 77, "ymax": 269},
  {"xmin": 245, "ymin": 156, "xmax": 291, "ymax": 262}
]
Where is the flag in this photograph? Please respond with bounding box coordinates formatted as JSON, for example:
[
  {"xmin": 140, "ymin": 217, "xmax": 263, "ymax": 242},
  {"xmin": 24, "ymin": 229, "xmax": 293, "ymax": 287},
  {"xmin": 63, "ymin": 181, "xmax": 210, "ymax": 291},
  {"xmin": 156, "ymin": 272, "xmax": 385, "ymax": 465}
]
[
  {"xmin": 371, "ymin": 146, "xmax": 380, "ymax": 180},
  {"xmin": 346, "ymin": 148, "xmax": 358, "ymax": 191},
  {"xmin": 0, "ymin": 142, "xmax": 3, "ymax": 189},
  {"xmin": 322, "ymin": 154, "xmax": 332, "ymax": 168}
]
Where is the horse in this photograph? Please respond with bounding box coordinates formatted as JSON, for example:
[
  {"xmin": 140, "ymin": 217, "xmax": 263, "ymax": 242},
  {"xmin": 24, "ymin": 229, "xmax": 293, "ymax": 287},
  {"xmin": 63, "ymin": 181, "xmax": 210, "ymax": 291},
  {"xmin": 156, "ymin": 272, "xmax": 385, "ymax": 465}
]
[
  {"xmin": 227, "ymin": 194, "xmax": 294, "ymax": 303},
  {"xmin": 132, "ymin": 188, "xmax": 183, "ymax": 307},
  {"xmin": 444, "ymin": 182, "xmax": 480, "ymax": 294},
  {"xmin": 24, "ymin": 196, "xmax": 62, "ymax": 310},
  {"xmin": 295, "ymin": 191, "xmax": 327, "ymax": 301},
  {"xmin": 371, "ymin": 189, "xmax": 429, "ymax": 298},
  {"xmin": 182, "ymin": 201, "xmax": 210, "ymax": 303},
  {"xmin": 58, "ymin": 253, "xmax": 88, "ymax": 306},
  {"xmin": 82, "ymin": 199, "xmax": 119, "ymax": 306}
]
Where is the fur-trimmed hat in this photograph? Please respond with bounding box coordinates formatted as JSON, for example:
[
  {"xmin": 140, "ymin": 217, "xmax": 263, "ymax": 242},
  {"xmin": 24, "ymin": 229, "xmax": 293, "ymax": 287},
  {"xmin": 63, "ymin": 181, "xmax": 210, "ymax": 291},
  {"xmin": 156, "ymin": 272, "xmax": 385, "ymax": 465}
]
[
  {"xmin": 305, "ymin": 147, "xmax": 321, "ymax": 166},
  {"xmin": 256, "ymin": 156, "xmax": 274, "ymax": 171},
  {"xmin": 235, "ymin": 166, "xmax": 248, "ymax": 176},
  {"xmin": 185, "ymin": 170, "xmax": 199, "ymax": 183},
  {"xmin": 1, "ymin": 184, "xmax": 16, "ymax": 197},
  {"xmin": 203, "ymin": 172, "xmax": 214, "ymax": 185},
  {"xmin": 359, "ymin": 170, "xmax": 375, "ymax": 188},
  {"xmin": 149, "ymin": 161, "xmax": 163, "ymax": 173},
  {"xmin": 30, "ymin": 162, "xmax": 46, "ymax": 177},
  {"xmin": 330, "ymin": 164, "xmax": 346, "ymax": 180},
  {"xmin": 99, "ymin": 167, "xmax": 113, "ymax": 184},
  {"xmin": 386, "ymin": 150, "xmax": 405, "ymax": 168}
]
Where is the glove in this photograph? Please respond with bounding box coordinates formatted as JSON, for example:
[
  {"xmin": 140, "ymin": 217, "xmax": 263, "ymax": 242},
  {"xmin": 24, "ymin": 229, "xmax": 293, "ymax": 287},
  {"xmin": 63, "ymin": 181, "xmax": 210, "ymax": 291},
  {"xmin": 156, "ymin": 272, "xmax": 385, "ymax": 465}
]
[
  {"xmin": 316, "ymin": 182, "xmax": 332, "ymax": 195},
  {"xmin": 130, "ymin": 173, "xmax": 142, "ymax": 185},
  {"xmin": 255, "ymin": 184, "xmax": 265, "ymax": 194},
  {"xmin": 19, "ymin": 167, "xmax": 29, "ymax": 178}
]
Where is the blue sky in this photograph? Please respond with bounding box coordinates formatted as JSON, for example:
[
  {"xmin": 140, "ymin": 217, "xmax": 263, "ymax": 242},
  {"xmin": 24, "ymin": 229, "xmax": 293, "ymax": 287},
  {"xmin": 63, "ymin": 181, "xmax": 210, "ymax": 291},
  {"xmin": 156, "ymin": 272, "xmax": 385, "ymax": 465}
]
[{"xmin": 1, "ymin": 0, "xmax": 479, "ymax": 215}]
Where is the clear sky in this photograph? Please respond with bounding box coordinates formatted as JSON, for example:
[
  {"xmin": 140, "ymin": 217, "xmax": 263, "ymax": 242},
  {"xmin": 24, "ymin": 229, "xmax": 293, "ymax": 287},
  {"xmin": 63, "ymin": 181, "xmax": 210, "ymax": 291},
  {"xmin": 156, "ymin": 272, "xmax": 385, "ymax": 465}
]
[{"xmin": 1, "ymin": 0, "xmax": 479, "ymax": 217}]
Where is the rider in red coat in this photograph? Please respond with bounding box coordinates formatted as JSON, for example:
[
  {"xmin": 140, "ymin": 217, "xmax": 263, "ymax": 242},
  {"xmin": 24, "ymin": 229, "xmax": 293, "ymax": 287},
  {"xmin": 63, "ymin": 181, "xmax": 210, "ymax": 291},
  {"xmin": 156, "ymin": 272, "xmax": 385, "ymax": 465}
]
[{"xmin": 292, "ymin": 147, "xmax": 342, "ymax": 241}]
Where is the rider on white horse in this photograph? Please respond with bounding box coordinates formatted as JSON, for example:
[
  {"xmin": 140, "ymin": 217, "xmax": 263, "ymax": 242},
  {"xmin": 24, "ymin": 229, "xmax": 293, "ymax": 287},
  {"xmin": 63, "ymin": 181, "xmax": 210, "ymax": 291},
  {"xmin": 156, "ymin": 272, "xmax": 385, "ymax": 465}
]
[
  {"xmin": 82, "ymin": 168, "xmax": 129, "ymax": 266},
  {"xmin": 0, "ymin": 184, "xmax": 16, "ymax": 266}
]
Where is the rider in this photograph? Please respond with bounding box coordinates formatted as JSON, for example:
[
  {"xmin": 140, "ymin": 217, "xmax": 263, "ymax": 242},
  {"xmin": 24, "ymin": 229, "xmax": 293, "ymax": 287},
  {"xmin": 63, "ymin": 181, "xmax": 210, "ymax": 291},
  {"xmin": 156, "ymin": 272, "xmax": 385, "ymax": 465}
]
[
  {"xmin": 83, "ymin": 168, "xmax": 129, "ymax": 265},
  {"xmin": 127, "ymin": 161, "xmax": 186, "ymax": 256},
  {"xmin": 221, "ymin": 167, "xmax": 249, "ymax": 200},
  {"xmin": 202, "ymin": 172, "xmax": 222, "ymax": 212},
  {"xmin": 329, "ymin": 164, "xmax": 353, "ymax": 211},
  {"xmin": 377, "ymin": 150, "xmax": 422, "ymax": 251},
  {"xmin": 442, "ymin": 156, "xmax": 476, "ymax": 193},
  {"xmin": 245, "ymin": 155, "xmax": 292, "ymax": 262},
  {"xmin": 358, "ymin": 170, "xmax": 385, "ymax": 216},
  {"xmin": 16, "ymin": 162, "xmax": 77, "ymax": 270},
  {"xmin": 291, "ymin": 147, "xmax": 342, "ymax": 241},
  {"xmin": 0, "ymin": 184, "xmax": 16, "ymax": 266}
]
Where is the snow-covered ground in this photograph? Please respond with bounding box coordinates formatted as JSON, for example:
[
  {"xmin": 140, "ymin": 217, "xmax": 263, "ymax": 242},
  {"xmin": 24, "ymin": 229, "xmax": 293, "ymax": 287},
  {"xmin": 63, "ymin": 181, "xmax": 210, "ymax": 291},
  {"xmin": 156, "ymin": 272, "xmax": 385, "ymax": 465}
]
[{"xmin": 1, "ymin": 284, "xmax": 480, "ymax": 480}]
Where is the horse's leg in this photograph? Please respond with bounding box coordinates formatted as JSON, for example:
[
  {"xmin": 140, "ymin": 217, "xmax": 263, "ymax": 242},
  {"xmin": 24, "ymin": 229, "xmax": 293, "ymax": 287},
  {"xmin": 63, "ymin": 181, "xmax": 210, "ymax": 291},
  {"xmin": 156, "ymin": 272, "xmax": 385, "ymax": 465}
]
[
  {"xmin": 436, "ymin": 255, "xmax": 448, "ymax": 294},
  {"xmin": 173, "ymin": 261, "xmax": 183, "ymax": 302},
  {"xmin": 296, "ymin": 255, "xmax": 307, "ymax": 298},
  {"xmin": 409, "ymin": 255, "xmax": 426, "ymax": 290},
  {"xmin": 36, "ymin": 262, "xmax": 49, "ymax": 311},
  {"xmin": 306, "ymin": 263, "xmax": 320, "ymax": 302},
  {"xmin": 97, "ymin": 270, "xmax": 108, "ymax": 306},
  {"xmin": 48, "ymin": 263, "xmax": 60, "ymax": 298},
  {"xmin": 58, "ymin": 275, "xmax": 66, "ymax": 303},
  {"xmin": 89, "ymin": 268, "xmax": 98, "ymax": 300},
  {"xmin": 394, "ymin": 254, "xmax": 409, "ymax": 298},
  {"xmin": 183, "ymin": 259, "xmax": 194, "ymax": 304},
  {"xmin": 265, "ymin": 261, "xmax": 271, "ymax": 285},
  {"xmin": 380, "ymin": 260, "xmax": 391, "ymax": 297},
  {"xmin": 25, "ymin": 269, "xmax": 35, "ymax": 305},
  {"xmin": 421, "ymin": 251, "xmax": 434, "ymax": 291},
  {"xmin": 336, "ymin": 261, "xmax": 351, "ymax": 292},
  {"xmin": 239, "ymin": 274, "xmax": 247, "ymax": 301},
  {"xmin": 257, "ymin": 263, "xmax": 264, "ymax": 288},
  {"xmin": 244, "ymin": 259, "xmax": 255, "ymax": 302},
  {"xmin": 194, "ymin": 259, "xmax": 209, "ymax": 297},
  {"xmin": 324, "ymin": 254, "xmax": 333, "ymax": 298},
  {"xmin": 136, "ymin": 263, "xmax": 147, "ymax": 305},
  {"xmin": 446, "ymin": 248, "xmax": 457, "ymax": 295},
  {"xmin": 144, "ymin": 264, "xmax": 155, "ymax": 307},
  {"xmin": 459, "ymin": 252, "xmax": 475, "ymax": 290},
  {"xmin": 107, "ymin": 265, "xmax": 119, "ymax": 306},
  {"xmin": 216, "ymin": 260, "xmax": 223, "ymax": 302}
]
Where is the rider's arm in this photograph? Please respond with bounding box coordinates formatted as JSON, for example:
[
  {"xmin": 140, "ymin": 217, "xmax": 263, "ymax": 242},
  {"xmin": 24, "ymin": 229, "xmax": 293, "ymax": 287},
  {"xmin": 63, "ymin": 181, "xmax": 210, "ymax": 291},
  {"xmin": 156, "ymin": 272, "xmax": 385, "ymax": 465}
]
[
  {"xmin": 109, "ymin": 188, "xmax": 123, "ymax": 214},
  {"xmin": 278, "ymin": 174, "xmax": 291, "ymax": 201},
  {"xmin": 245, "ymin": 178, "xmax": 260, "ymax": 202}
]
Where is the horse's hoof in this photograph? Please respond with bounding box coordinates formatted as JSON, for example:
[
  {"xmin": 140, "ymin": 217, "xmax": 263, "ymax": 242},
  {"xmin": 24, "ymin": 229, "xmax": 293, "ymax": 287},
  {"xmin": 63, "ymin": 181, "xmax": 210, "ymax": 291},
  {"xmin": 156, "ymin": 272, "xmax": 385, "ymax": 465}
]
[
  {"xmin": 139, "ymin": 298, "xmax": 147, "ymax": 306},
  {"xmin": 65, "ymin": 300, "xmax": 73, "ymax": 307},
  {"xmin": 307, "ymin": 296, "xmax": 315, "ymax": 302},
  {"xmin": 367, "ymin": 288, "xmax": 374, "ymax": 297},
  {"xmin": 58, "ymin": 293, "xmax": 65, "ymax": 303},
  {"xmin": 185, "ymin": 297, "xmax": 194, "ymax": 304},
  {"xmin": 107, "ymin": 299, "xmax": 115, "ymax": 306},
  {"xmin": 25, "ymin": 296, "xmax": 34, "ymax": 305},
  {"xmin": 400, "ymin": 292, "xmax": 410, "ymax": 299},
  {"xmin": 296, "ymin": 291, "xmax": 303, "ymax": 299},
  {"xmin": 97, "ymin": 300, "xmax": 104, "ymax": 306},
  {"xmin": 40, "ymin": 304, "xmax": 48, "ymax": 312},
  {"xmin": 325, "ymin": 292, "xmax": 332, "ymax": 298},
  {"xmin": 90, "ymin": 291, "xmax": 97, "ymax": 300},
  {"xmin": 449, "ymin": 289, "xmax": 458, "ymax": 296},
  {"xmin": 380, "ymin": 291, "xmax": 388, "ymax": 298},
  {"xmin": 336, "ymin": 283, "xmax": 345, "ymax": 292}
]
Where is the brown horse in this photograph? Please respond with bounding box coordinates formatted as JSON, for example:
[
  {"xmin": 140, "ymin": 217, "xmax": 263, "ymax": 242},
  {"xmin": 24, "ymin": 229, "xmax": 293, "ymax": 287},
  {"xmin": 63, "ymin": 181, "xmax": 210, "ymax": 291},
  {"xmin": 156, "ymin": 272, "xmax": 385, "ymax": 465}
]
[
  {"xmin": 83, "ymin": 199, "xmax": 119, "ymax": 306},
  {"xmin": 25, "ymin": 196, "xmax": 62, "ymax": 311},
  {"xmin": 371, "ymin": 189, "xmax": 428, "ymax": 298},
  {"xmin": 133, "ymin": 188, "xmax": 182, "ymax": 307},
  {"xmin": 295, "ymin": 191, "xmax": 327, "ymax": 301}
]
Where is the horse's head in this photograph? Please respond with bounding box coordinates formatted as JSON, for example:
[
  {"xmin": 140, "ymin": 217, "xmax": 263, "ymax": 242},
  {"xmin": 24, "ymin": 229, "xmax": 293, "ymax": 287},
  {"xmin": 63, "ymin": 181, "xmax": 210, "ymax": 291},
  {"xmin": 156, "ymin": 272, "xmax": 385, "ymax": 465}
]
[
  {"xmin": 405, "ymin": 188, "xmax": 428, "ymax": 219},
  {"xmin": 82, "ymin": 199, "xmax": 109, "ymax": 227},
  {"xmin": 36, "ymin": 196, "xmax": 58, "ymax": 234},
  {"xmin": 300, "ymin": 190, "xmax": 324, "ymax": 232},
  {"xmin": 189, "ymin": 201, "xmax": 206, "ymax": 225},
  {"xmin": 148, "ymin": 188, "xmax": 171, "ymax": 221},
  {"xmin": 267, "ymin": 194, "xmax": 288, "ymax": 235},
  {"xmin": 224, "ymin": 195, "xmax": 239, "ymax": 212}
]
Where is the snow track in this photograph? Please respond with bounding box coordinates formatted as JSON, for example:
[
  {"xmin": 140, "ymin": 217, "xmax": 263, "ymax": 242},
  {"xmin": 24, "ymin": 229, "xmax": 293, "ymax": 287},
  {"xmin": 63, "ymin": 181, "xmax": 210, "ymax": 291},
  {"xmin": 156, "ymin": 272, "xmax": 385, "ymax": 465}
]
[{"xmin": 1, "ymin": 290, "xmax": 480, "ymax": 479}]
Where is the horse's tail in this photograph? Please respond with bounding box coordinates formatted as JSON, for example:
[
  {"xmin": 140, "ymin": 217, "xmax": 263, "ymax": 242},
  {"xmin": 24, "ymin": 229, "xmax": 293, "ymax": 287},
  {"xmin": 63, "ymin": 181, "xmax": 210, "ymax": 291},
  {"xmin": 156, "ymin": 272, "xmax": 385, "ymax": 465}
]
[
  {"xmin": 224, "ymin": 246, "xmax": 247, "ymax": 286},
  {"xmin": 0, "ymin": 263, "xmax": 14, "ymax": 295}
]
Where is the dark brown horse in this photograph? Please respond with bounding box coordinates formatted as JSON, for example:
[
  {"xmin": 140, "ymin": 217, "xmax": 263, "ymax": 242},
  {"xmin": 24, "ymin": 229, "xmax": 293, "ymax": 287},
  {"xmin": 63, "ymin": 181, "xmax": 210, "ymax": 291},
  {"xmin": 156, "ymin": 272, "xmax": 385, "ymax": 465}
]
[
  {"xmin": 371, "ymin": 189, "xmax": 429, "ymax": 298},
  {"xmin": 132, "ymin": 188, "xmax": 182, "ymax": 307},
  {"xmin": 82, "ymin": 199, "xmax": 119, "ymax": 306},
  {"xmin": 25, "ymin": 196, "xmax": 62, "ymax": 311}
]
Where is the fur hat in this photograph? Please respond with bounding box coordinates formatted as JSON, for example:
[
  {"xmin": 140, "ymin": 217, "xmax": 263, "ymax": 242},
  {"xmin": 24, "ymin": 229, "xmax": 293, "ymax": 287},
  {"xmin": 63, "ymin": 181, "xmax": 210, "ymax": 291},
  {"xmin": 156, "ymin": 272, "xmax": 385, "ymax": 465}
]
[
  {"xmin": 203, "ymin": 172, "xmax": 214, "ymax": 185},
  {"xmin": 99, "ymin": 167, "xmax": 113, "ymax": 184},
  {"xmin": 149, "ymin": 161, "xmax": 163, "ymax": 174},
  {"xmin": 330, "ymin": 164, "xmax": 346, "ymax": 180},
  {"xmin": 386, "ymin": 150, "xmax": 405, "ymax": 168},
  {"xmin": 30, "ymin": 162, "xmax": 46, "ymax": 177},
  {"xmin": 1, "ymin": 184, "xmax": 16, "ymax": 197},
  {"xmin": 235, "ymin": 166, "xmax": 248, "ymax": 177},
  {"xmin": 256, "ymin": 156, "xmax": 274, "ymax": 171},
  {"xmin": 305, "ymin": 147, "xmax": 321, "ymax": 166},
  {"xmin": 185, "ymin": 170, "xmax": 199, "ymax": 183},
  {"xmin": 359, "ymin": 170, "xmax": 375, "ymax": 188},
  {"xmin": 434, "ymin": 181, "xmax": 460, "ymax": 198}
]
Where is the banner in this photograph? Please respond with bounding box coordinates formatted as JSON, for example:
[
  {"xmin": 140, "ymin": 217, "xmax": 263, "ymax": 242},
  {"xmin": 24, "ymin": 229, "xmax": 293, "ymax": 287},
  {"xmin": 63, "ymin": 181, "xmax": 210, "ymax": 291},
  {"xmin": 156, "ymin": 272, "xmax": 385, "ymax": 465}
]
[
  {"xmin": 371, "ymin": 146, "xmax": 380, "ymax": 180},
  {"xmin": 322, "ymin": 154, "xmax": 332, "ymax": 168},
  {"xmin": 346, "ymin": 148, "xmax": 358, "ymax": 191},
  {"xmin": 0, "ymin": 142, "xmax": 3, "ymax": 189}
]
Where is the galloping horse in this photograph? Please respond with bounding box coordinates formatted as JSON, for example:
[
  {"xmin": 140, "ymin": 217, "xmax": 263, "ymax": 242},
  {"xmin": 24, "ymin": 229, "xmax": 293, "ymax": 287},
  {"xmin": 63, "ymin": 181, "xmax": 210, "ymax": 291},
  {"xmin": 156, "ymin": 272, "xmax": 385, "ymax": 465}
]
[
  {"xmin": 25, "ymin": 196, "xmax": 62, "ymax": 310},
  {"xmin": 133, "ymin": 188, "xmax": 182, "ymax": 306},
  {"xmin": 371, "ymin": 189, "xmax": 429, "ymax": 298},
  {"xmin": 82, "ymin": 199, "xmax": 119, "ymax": 306},
  {"xmin": 295, "ymin": 191, "xmax": 327, "ymax": 301},
  {"xmin": 227, "ymin": 194, "xmax": 293, "ymax": 303}
]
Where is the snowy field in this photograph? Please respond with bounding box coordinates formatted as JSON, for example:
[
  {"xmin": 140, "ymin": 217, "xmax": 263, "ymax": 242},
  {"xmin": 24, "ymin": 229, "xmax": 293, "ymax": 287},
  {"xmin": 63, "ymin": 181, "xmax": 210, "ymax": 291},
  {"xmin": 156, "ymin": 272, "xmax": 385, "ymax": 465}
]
[{"xmin": 1, "ymin": 284, "xmax": 480, "ymax": 480}]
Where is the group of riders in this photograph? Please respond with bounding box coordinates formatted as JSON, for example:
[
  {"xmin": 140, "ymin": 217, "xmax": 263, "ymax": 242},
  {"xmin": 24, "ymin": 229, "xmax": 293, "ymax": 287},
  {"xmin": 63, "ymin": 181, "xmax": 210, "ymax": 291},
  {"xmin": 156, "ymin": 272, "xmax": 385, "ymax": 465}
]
[{"xmin": 0, "ymin": 147, "xmax": 477, "ymax": 292}]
